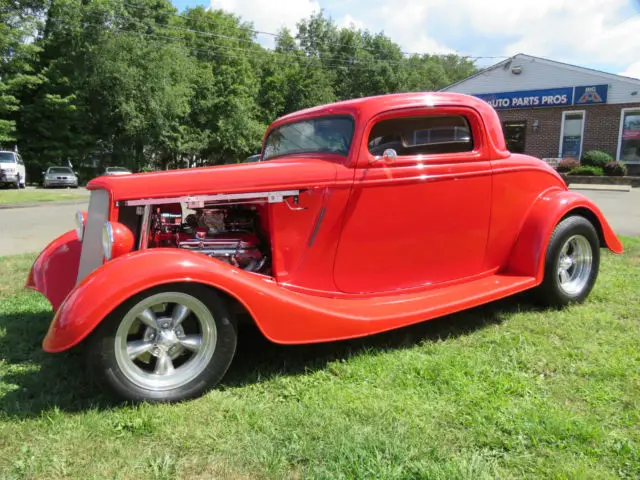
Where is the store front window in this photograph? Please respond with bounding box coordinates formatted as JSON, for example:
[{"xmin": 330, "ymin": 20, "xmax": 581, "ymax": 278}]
[
  {"xmin": 559, "ymin": 111, "xmax": 585, "ymax": 160},
  {"xmin": 618, "ymin": 108, "xmax": 640, "ymax": 163},
  {"xmin": 502, "ymin": 121, "xmax": 526, "ymax": 153}
]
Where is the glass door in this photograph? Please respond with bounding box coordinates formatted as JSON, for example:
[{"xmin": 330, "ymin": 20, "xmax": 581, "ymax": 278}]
[
  {"xmin": 618, "ymin": 109, "xmax": 640, "ymax": 163},
  {"xmin": 559, "ymin": 111, "xmax": 585, "ymax": 159}
]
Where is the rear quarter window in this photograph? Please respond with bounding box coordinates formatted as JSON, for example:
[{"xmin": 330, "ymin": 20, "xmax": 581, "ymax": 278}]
[{"xmin": 368, "ymin": 115, "xmax": 474, "ymax": 156}]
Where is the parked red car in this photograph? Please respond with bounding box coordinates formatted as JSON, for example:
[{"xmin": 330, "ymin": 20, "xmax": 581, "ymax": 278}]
[{"xmin": 26, "ymin": 92, "xmax": 623, "ymax": 403}]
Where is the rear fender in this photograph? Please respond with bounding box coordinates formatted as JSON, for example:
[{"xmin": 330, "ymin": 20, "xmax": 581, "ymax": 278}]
[{"xmin": 506, "ymin": 188, "xmax": 623, "ymax": 280}]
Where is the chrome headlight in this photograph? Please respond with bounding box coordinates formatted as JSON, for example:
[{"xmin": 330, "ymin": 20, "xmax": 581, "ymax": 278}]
[
  {"xmin": 102, "ymin": 221, "xmax": 114, "ymax": 260},
  {"xmin": 75, "ymin": 211, "xmax": 86, "ymax": 241}
]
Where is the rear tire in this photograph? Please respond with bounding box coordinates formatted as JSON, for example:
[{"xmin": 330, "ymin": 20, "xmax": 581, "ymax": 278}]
[
  {"xmin": 85, "ymin": 284, "xmax": 237, "ymax": 403},
  {"xmin": 534, "ymin": 215, "xmax": 600, "ymax": 308}
]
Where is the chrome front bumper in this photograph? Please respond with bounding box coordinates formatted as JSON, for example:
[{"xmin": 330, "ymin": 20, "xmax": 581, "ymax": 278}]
[
  {"xmin": 0, "ymin": 172, "xmax": 17, "ymax": 182},
  {"xmin": 45, "ymin": 178, "xmax": 77, "ymax": 187}
]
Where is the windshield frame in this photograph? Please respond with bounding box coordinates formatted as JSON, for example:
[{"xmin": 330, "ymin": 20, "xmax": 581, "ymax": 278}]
[
  {"xmin": 262, "ymin": 114, "xmax": 356, "ymax": 162},
  {"xmin": 48, "ymin": 167, "xmax": 74, "ymax": 174},
  {"xmin": 0, "ymin": 152, "xmax": 16, "ymax": 163}
]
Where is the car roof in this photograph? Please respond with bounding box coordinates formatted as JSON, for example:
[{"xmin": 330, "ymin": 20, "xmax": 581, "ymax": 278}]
[{"xmin": 269, "ymin": 92, "xmax": 497, "ymax": 129}]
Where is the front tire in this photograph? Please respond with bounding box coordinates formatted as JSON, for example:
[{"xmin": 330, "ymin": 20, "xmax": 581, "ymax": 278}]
[
  {"xmin": 85, "ymin": 284, "xmax": 237, "ymax": 403},
  {"xmin": 534, "ymin": 215, "xmax": 600, "ymax": 308}
]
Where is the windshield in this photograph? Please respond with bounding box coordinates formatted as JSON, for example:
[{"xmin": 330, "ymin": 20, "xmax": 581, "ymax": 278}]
[
  {"xmin": 48, "ymin": 167, "xmax": 73, "ymax": 174},
  {"xmin": 263, "ymin": 115, "xmax": 355, "ymax": 161},
  {"xmin": 0, "ymin": 152, "xmax": 16, "ymax": 163}
]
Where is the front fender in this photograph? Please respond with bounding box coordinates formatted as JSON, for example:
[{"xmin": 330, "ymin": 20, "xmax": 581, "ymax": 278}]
[
  {"xmin": 507, "ymin": 188, "xmax": 623, "ymax": 280},
  {"xmin": 26, "ymin": 230, "xmax": 81, "ymax": 311},
  {"xmin": 43, "ymin": 249, "xmax": 274, "ymax": 352}
]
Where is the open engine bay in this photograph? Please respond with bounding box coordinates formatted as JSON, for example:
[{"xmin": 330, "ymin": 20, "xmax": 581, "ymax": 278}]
[{"xmin": 144, "ymin": 203, "xmax": 270, "ymax": 273}]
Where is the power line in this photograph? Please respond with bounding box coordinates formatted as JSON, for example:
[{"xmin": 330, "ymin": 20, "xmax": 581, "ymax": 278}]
[
  {"xmin": 45, "ymin": 17, "xmax": 410, "ymax": 72},
  {"xmin": 45, "ymin": 12, "xmax": 461, "ymax": 71},
  {"xmin": 118, "ymin": 0, "xmax": 509, "ymax": 61}
]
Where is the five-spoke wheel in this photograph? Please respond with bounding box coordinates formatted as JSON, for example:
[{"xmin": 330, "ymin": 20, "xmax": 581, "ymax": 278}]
[
  {"xmin": 86, "ymin": 285, "xmax": 237, "ymax": 403},
  {"xmin": 536, "ymin": 215, "xmax": 600, "ymax": 307}
]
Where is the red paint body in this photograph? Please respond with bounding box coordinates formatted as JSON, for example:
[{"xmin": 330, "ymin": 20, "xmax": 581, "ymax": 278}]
[{"xmin": 25, "ymin": 92, "xmax": 623, "ymax": 353}]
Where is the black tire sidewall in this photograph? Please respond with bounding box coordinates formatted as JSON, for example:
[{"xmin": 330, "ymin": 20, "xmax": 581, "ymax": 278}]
[
  {"xmin": 540, "ymin": 215, "xmax": 600, "ymax": 307},
  {"xmin": 86, "ymin": 284, "xmax": 237, "ymax": 403}
]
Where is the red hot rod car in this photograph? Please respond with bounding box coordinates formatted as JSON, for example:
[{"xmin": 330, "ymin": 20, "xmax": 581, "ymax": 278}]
[{"xmin": 27, "ymin": 92, "xmax": 623, "ymax": 402}]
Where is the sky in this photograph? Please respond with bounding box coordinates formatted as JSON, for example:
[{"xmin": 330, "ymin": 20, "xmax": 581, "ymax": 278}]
[{"xmin": 172, "ymin": 0, "xmax": 640, "ymax": 80}]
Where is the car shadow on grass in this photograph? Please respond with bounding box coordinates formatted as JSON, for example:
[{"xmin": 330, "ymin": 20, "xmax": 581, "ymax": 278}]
[
  {"xmin": 0, "ymin": 292, "xmax": 547, "ymax": 417},
  {"xmin": 0, "ymin": 310, "xmax": 115, "ymax": 418},
  {"xmin": 220, "ymin": 291, "xmax": 547, "ymax": 389}
]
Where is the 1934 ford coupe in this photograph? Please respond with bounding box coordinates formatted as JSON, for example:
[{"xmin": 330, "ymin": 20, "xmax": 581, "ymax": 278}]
[{"xmin": 26, "ymin": 92, "xmax": 623, "ymax": 402}]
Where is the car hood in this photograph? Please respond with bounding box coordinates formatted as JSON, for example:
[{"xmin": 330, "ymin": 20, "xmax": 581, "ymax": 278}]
[{"xmin": 87, "ymin": 157, "xmax": 341, "ymax": 201}]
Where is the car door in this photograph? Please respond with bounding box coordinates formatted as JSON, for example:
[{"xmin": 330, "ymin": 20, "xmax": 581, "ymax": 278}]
[{"xmin": 333, "ymin": 106, "xmax": 493, "ymax": 294}]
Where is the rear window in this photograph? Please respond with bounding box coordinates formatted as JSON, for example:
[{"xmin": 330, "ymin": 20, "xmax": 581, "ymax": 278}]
[
  {"xmin": 0, "ymin": 152, "xmax": 16, "ymax": 163},
  {"xmin": 49, "ymin": 167, "xmax": 73, "ymax": 174},
  {"xmin": 368, "ymin": 115, "xmax": 474, "ymax": 156}
]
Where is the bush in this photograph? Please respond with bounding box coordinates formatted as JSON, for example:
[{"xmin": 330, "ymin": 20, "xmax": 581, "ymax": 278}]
[
  {"xmin": 568, "ymin": 166, "xmax": 603, "ymax": 176},
  {"xmin": 582, "ymin": 149, "xmax": 613, "ymax": 168},
  {"xmin": 603, "ymin": 161, "xmax": 627, "ymax": 176},
  {"xmin": 556, "ymin": 158, "xmax": 580, "ymax": 173}
]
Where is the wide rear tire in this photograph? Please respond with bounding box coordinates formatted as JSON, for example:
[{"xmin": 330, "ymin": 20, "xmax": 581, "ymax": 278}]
[
  {"xmin": 85, "ymin": 284, "xmax": 237, "ymax": 403},
  {"xmin": 534, "ymin": 215, "xmax": 600, "ymax": 308}
]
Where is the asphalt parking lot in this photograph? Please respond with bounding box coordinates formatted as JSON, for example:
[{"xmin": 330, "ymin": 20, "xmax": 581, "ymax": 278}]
[{"xmin": 0, "ymin": 188, "xmax": 638, "ymax": 257}]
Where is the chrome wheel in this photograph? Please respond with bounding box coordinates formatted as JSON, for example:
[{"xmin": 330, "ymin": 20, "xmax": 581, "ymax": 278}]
[
  {"xmin": 114, "ymin": 292, "xmax": 217, "ymax": 392},
  {"xmin": 556, "ymin": 234, "xmax": 593, "ymax": 296}
]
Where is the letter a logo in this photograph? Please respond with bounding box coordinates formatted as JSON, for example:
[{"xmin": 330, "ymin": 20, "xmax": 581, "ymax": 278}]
[{"xmin": 577, "ymin": 88, "xmax": 602, "ymax": 104}]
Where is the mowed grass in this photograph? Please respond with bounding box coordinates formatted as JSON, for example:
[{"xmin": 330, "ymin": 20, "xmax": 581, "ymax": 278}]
[
  {"xmin": 0, "ymin": 188, "xmax": 87, "ymax": 205},
  {"xmin": 0, "ymin": 239, "xmax": 639, "ymax": 479}
]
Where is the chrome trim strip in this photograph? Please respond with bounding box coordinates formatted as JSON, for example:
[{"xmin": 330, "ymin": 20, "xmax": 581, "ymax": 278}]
[
  {"xmin": 123, "ymin": 190, "xmax": 301, "ymax": 207},
  {"xmin": 138, "ymin": 204, "xmax": 151, "ymax": 250}
]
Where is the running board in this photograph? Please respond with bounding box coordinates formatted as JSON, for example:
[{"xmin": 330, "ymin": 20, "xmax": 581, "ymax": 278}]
[{"xmin": 267, "ymin": 273, "xmax": 540, "ymax": 344}]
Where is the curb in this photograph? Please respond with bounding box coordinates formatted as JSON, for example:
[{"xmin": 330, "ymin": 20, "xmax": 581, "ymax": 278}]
[
  {"xmin": 0, "ymin": 198, "xmax": 89, "ymax": 210},
  {"xmin": 568, "ymin": 184, "xmax": 632, "ymax": 192}
]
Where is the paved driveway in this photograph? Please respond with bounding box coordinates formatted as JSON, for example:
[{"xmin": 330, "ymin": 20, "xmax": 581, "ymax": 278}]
[
  {"xmin": 577, "ymin": 188, "xmax": 640, "ymax": 238},
  {"xmin": 0, "ymin": 189, "xmax": 638, "ymax": 257},
  {"xmin": 0, "ymin": 202, "xmax": 88, "ymax": 256}
]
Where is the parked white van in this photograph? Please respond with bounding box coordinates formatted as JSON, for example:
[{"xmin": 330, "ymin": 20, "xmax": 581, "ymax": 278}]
[{"xmin": 0, "ymin": 150, "xmax": 26, "ymax": 188}]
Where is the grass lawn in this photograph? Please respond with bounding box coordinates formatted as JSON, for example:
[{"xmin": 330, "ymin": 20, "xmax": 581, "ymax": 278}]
[
  {"xmin": 0, "ymin": 238, "xmax": 639, "ymax": 479},
  {"xmin": 0, "ymin": 188, "xmax": 87, "ymax": 205}
]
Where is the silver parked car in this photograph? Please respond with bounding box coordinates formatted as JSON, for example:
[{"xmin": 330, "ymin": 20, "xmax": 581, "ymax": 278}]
[
  {"xmin": 103, "ymin": 166, "xmax": 132, "ymax": 176},
  {"xmin": 43, "ymin": 166, "xmax": 79, "ymax": 188}
]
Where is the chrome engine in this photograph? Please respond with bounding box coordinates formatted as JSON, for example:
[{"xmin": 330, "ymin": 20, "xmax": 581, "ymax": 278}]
[{"xmin": 150, "ymin": 205, "xmax": 268, "ymax": 273}]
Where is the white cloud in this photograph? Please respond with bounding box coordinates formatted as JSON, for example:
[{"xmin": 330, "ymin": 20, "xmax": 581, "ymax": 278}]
[
  {"xmin": 209, "ymin": 0, "xmax": 320, "ymax": 37},
  {"xmin": 620, "ymin": 60, "xmax": 640, "ymax": 80},
  {"xmin": 338, "ymin": 14, "xmax": 364, "ymax": 31},
  {"xmin": 208, "ymin": 0, "xmax": 640, "ymax": 74}
]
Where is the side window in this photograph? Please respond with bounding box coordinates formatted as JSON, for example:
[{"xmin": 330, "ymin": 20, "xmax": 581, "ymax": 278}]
[
  {"xmin": 368, "ymin": 115, "xmax": 474, "ymax": 157},
  {"xmin": 17, "ymin": 155, "xmax": 23, "ymax": 165}
]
